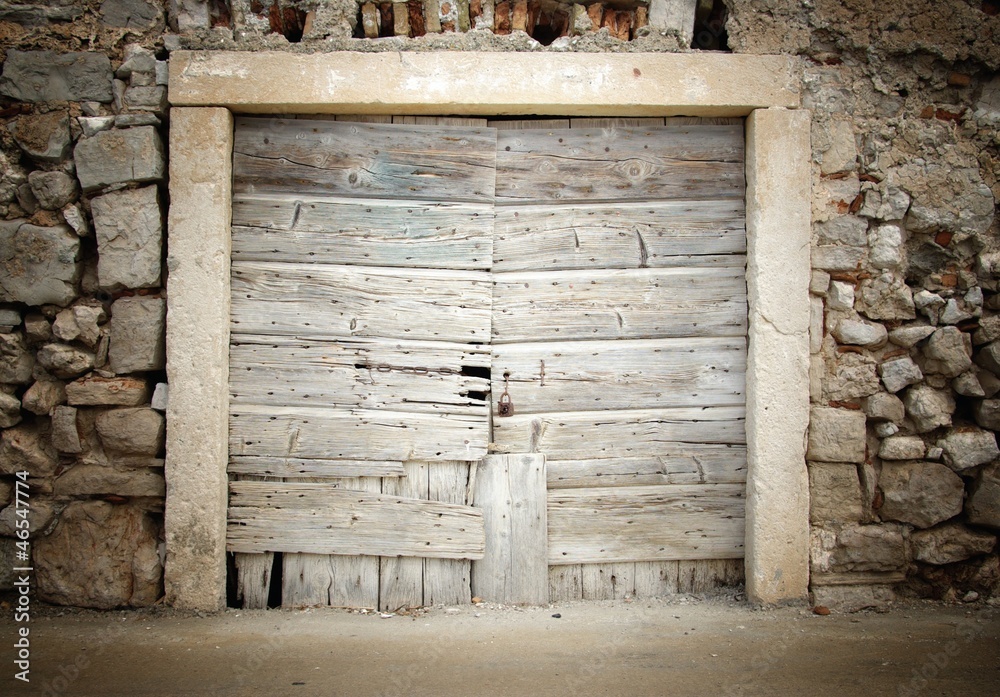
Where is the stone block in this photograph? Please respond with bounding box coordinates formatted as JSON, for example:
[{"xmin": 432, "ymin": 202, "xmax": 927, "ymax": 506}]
[
  {"xmin": 74, "ymin": 127, "xmax": 165, "ymax": 192},
  {"xmin": 810, "ymin": 584, "xmax": 894, "ymax": 613},
  {"xmin": 832, "ymin": 319, "xmax": 887, "ymax": 348},
  {"xmin": 0, "ymin": 220, "xmax": 81, "ymax": 307},
  {"xmin": 52, "ymin": 304, "xmax": 104, "ymax": 348},
  {"xmin": 903, "ymin": 385, "xmax": 955, "ymax": 433},
  {"xmin": 819, "ymin": 119, "xmax": 857, "ymax": 175},
  {"xmin": 912, "ymin": 523, "xmax": 997, "ymax": 565},
  {"xmin": 976, "ymin": 341, "xmax": 1000, "ymax": 377},
  {"xmin": 973, "ymin": 399, "xmax": 1000, "ymax": 431},
  {"xmin": 169, "ymin": 0, "xmax": 212, "ymax": 31},
  {"xmin": 811, "ymin": 245, "xmax": 865, "ymax": 272},
  {"xmin": 0, "ymin": 391, "xmax": 21, "ymax": 428},
  {"xmin": 856, "ymin": 272, "xmax": 915, "ymax": 321},
  {"xmin": 28, "ymin": 171, "xmax": 78, "ymax": 211},
  {"xmin": 53, "ymin": 464, "xmax": 165, "ymax": 497},
  {"xmin": 823, "ymin": 351, "xmax": 881, "ymax": 402},
  {"xmin": 966, "ymin": 462, "xmax": 1000, "ymax": 530},
  {"xmin": 878, "ymin": 356, "xmax": 923, "ymax": 393},
  {"xmin": 879, "ymin": 461, "xmax": 964, "ymax": 529},
  {"xmin": 815, "ymin": 216, "xmax": 867, "ymax": 246},
  {"xmin": 811, "ymin": 524, "xmax": 907, "ymax": 574},
  {"xmin": 51, "ymin": 405, "xmax": 82, "ymax": 453},
  {"xmin": 9, "ymin": 112, "xmax": 71, "ymax": 162},
  {"xmin": 22, "ymin": 314, "xmax": 50, "ymax": 343},
  {"xmin": 0, "ymin": 331, "xmax": 34, "ymax": 384},
  {"xmin": 863, "ymin": 392, "xmax": 905, "ymax": 424},
  {"xmin": 868, "ymin": 223, "xmax": 904, "ymax": 271},
  {"xmin": 91, "ymin": 186, "xmax": 162, "ymax": 290},
  {"xmin": 808, "ymin": 407, "xmax": 866, "ymax": 463},
  {"xmin": 888, "ymin": 325, "xmax": 935, "ymax": 348},
  {"xmin": 36, "ymin": 343, "xmax": 95, "ymax": 379},
  {"xmin": 0, "ymin": 50, "xmax": 113, "ymax": 102},
  {"xmin": 21, "ymin": 379, "xmax": 66, "ymax": 415},
  {"xmin": 79, "ymin": 116, "xmax": 116, "ymax": 138},
  {"xmin": 150, "ymin": 382, "xmax": 168, "ymax": 412},
  {"xmin": 809, "ymin": 463, "xmax": 863, "ymax": 525},
  {"xmin": 0, "ymin": 422, "xmax": 58, "ymax": 478},
  {"xmin": 809, "ymin": 269, "xmax": 831, "ymax": 296},
  {"xmin": 938, "ymin": 428, "xmax": 999, "ymax": 472},
  {"xmin": 827, "ymin": 280, "xmax": 854, "ymax": 312},
  {"xmin": 0, "ymin": 1, "xmax": 83, "ymax": 25},
  {"xmin": 922, "ymin": 327, "xmax": 972, "ymax": 378},
  {"xmin": 66, "ymin": 375, "xmax": 151, "ymax": 406},
  {"xmin": 34, "ymin": 501, "xmax": 162, "ymax": 609},
  {"xmin": 100, "ymin": 0, "xmax": 163, "ymax": 29},
  {"xmin": 124, "ymin": 85, "xmax": 168, "ymax": 113},
  {"xmin": 109, "ymin": 297, "xmax": 166, "ymax": 373},
  {"xmin": 0, "ymin": 309, "xmax": 20, "ymax": 329},
  {"xmin": 61, "ymin": 204, "xmax": 91, "ymax": 237},
  {"xmin": 953, "ymin": 372, "xmax": 986, "ymax": 397},
  {"xmin": 878, "ymin": 436, "xmax": 925, "ymax": 461},
  {"xmin": 0, "ymin": 499, "xmax": 56, "ymax": 537},
  {"xmin": 96, "ymin": 408, "xmax": 165, "ymax": 456}
]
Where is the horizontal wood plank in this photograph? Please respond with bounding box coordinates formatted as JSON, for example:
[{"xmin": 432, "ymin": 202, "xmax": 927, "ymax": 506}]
[
  {"xmin": 491, "ymin": 337, "xmax": 745, "ymax": 413},
  {"xmin": 230, "ymin": 404, "xmax": 488, "ymax": 461},
  {"xmin": 546, "ymin": 445, "xmax": 748, "ymax": 489},
  {"xmin": 227, "ymin": 482, "xmax": 485, "ymax": 559},
  {"xmin": 495, "ymin": 126, "xmax": 744, "ymax": 203},
  {"xmin": 231, "ymin": 261, "xmax": 491, "ymax": 343},
  {"xmin": 493, "ymin": 200, "xmax": 745, "ymax": 272},
  {"xmin": 492, "ymin": 406, "xmax": 746, "ymax": 460},
  {"xmin": 492, "ymin": 267, "xmax": 747, "ymax": 343},
  {"xmin": 231, "ymin": 195, "xmax": 493, "ymax": 270},
  {"xmin": 228, "ymin": 457, "xmax": 405, "ymax": 479},
  {"xmin": 233, "ymin": 117, "xmax": 497, "ymax": 202},
  {"xmin": 547, "ymin": 484, "xmax": 746, "ymax": 564}
]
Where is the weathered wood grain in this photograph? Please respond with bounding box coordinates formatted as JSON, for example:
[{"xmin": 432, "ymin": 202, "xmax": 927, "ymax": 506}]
[
  {"xmin": 489, "ymin": 119, "xmax": 571, "ymax": 130},
  {"xmin": 330, "ymin": 477, "xmax": 381, "ymax": 608},
  {"xmin": 492, "ymin": 406, "xmax": 746, "ymax": 460},
  {"xmin": 393, "ymin": 116, "xmax": 490, "ymax": 127},
  {"xmin": 547, "ymin": 484, "xmax": 746, "ymax": 564},
  {"xmin": 234, "ymin": 551, "xmax": 273, "ymax": 609},
  {"xmin": 231, "ymin": 261, "xmax": 492, "ymax": 343},
  {"xmin": 677, "ymin": 558, "xmax": 744, "ymax": 593},
  {"xmin": 491, "ymin": 337, "xmax": 746, "ymax": 413},
  {"xmin": 491, "ymin": 267, "xmax": 747, "ymax": 343},
  {"xmin": 231, "ymin": 196, "xmax": 493, "ymax": 270},
  {"xmin": 548, "ymin": 564, "xmax": 582, "ymax": 601},
  {"xmin": 282, "ymin": 553, "xmax": 336, "ymax": 607},
  {"xmin": 546, "ymin": 445, "xmax": 748, "ymax": 489},
  {"xmin": 633, "ymin": 560, "xmax": 680, "ymax": 597},
  {"xmin": 230, "ymin": 404, "xmax": 488, "ymax": 461},
  {"xmin": 424, "ymin": 461, "xmax": 473, "ymax": 606},
  {"xmin": 233, "ymin": 117, "xmax": 497, "ymax": 202},
  {"xmin": 569, "ymin": 118, "xmax": 666, "ymax": 128},
  {"xmin": 380, "ymin": 462, "xmax": 428, "ymax": 611},
  {"xmin": 493, "ymin": 200, "xmax": 745, "ymax": 272},
  {"xmin": 230, "ymin": 336, "xmax": 489, "ymax": 416},
  {"xmin": 495, "ymin": 126, "xmax": 744, "ymax": 203},
  {"xmin": 228, "ymin": 457, "xmax": 405, "ymax": 479},
  {"xmin": 227, "ymin": 481, "xmax": 485, "ymax": 559},
  {"xmin": 471, "ymin": 454, "xmax": 548, "ymax": 605}
]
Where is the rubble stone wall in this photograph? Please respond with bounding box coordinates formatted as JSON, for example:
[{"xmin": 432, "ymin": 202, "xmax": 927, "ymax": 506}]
[{"xmin": 0, "ymin": 0, "xmax": 998, "ymax": 610}]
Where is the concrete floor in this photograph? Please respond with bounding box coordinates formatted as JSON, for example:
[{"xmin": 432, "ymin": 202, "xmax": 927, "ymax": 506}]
[{"xmin": 2, "ymin": 596, "xmax": 999, "ymax": 697}]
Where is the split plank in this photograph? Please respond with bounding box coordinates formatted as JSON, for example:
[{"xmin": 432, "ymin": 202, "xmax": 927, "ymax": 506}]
[
  {"xmin": 492, "ymin": 406, "xmax": 747, "ymax": 461},
  {"xmin": 471, "ymin": 454, "xmax": 548, "ymax": 605},
  {"xmin": 227, "ymin": 480, "xmax": 484, "ymax": 559},
  {"xmin": 228, "ymin": 457, "xmax": 405, "ymax": 479},
  {"xmin": 491, "ymin": 267, "xmax": 747, "ymax": 343},
  {"xmin": 230, "ymin": 404, "xmax": 488, "ymax": 461},
  {"xmin": 548, "ymin": 565, "xmax": 582, "ymax": 601},
  {"xmin": 233, "ymin": 117, "xmax": 497, "ymax": 203},
  {"xmin": 495, "ymin": 126, "xmax": 744, "ymax": 203},
  {"xmin": 488, "ymin": 119, "xmax": 571, "ymax": 130},
  {"xmin": 235, "ymin": 552, "xmax": 274, "ymax": 609},
  {"xmin": 547, "ymin": 484, "xmax": 746, "ymax": 565},
  {"xmin": 633, "ymin": 561, "xmax": 680, "ymax": 597},
  {"xmin": 330, "ymin": 477, "xmax": 381, "ymax": 608},
  {"xmin": 232, "ymin": 196, "xmax": 493, "ymax": 270},
  {"xmin": 380, "ymin": 462, "xmax": 428, "ymax": 611},
  {"xmin": 493, "ymin": 200, "xmax": 745, "ymax": 272},
  {"xmin": 282, "ymin": 553, "xmax": 336, "ymax": 607},
  {"xmin": 546, "ymin": 445, "xmax": 748, "ymax": 489},
  {"xmin": 491, "ymin": 337, "xmax": 746, "ymax": 413},
  {"xmin": 231, "ymin": 261, "xmax": 491, "ymax": 344},
  {"xmin": 424, "ymin": 462, "xmax": 473, "ymax": 606}
]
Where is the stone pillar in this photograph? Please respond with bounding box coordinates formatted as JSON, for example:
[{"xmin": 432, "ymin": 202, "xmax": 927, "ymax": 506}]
[
  {"xmin": 164, "ymin": 107, "xmax": 233, "ymax": 611},
  {"xmin": 744, "ymin": 107, "xmax": 812, "ymax": 605}
]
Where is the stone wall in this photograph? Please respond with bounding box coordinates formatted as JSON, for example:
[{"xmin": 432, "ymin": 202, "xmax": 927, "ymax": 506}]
[{"xmin": 0, "ymin": 0, "xmax": 998, "ymax": 610}]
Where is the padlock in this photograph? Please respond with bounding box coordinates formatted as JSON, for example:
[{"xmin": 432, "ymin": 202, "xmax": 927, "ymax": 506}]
[{"xmin": 497, "ymin": 391, "xmax": 514, "ymax": 417}]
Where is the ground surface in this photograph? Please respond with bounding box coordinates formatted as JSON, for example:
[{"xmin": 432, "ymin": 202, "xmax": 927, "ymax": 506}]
[{"xmin": 1, "ymin": 595, "xmax": 999, "ymax": 696}]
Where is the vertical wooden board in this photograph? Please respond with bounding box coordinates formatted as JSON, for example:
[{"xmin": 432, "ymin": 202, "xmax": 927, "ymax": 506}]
[
  {"xmin": 282, "ymin": 553, "xmax": 334, "ymax": 607},
  {"xmin": 581, "ymin": 563, "xmax": 614, "ymax": 600},
  {"xmin": 633, "ymin": 561, "xmax": 680, "ymax": 597},
  {"xmin": 329, "ymin": 477, "xmax": 381, "ymax": 608},
  {"xmin": 380, "ymin": 462, "xmax": 429, "ymax": 611},
  {"xmin": 611, "ymin": 563, "xmax": 636, "ymax": 599},
  {"xmin": 548, "ymin": 565, "xmax": 582, "ymax": 602},
  {"xmin": 424, "ymin": 462, "xmax": 472, "ymax": 606},
  {"xmin": 677, "ymin": 559, "xmax": 745, "ymax": 593},
  {"xmin": 393, "ymin": 116, "xmax": 490, "ymax": 127},
  {"xmin": 471, "ymin": 454, "xmax": 548, "ymax": 605},
  {"xmin": 235, "ymin": 552, "xmax": 274, "ymax": 609}
]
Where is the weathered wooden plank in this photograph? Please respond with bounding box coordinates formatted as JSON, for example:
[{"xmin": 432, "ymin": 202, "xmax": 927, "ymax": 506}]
[
  {"xmin": 229, "ymin": 457, "xmax": 405, "ymax": 479},
  {"xmin": 231, "ymin": 196, "xmax": 493, "ymax": 270},
  {"xmin": 633, "ymin": 560, "xmax": 680, "ymax": 597},
  {"xmin": 234, "ymin": 551, "xmax": 273, "ymax": 609},
  {"xmin": 547, "ymin": 484, "xmax": 746, "ymax": 564},
  {"xmin": 233, "ymin": 117, "xmax": 497, "ymax": 202},
  {"xmin": 493, "ymin": 200, "xmax": 745, "ymax": 272},
  {"xmin": 335, "ymin": 115, "xmax": 394, "ymax": 123},
  {"xmin": 495, "ymin": 126, "xmax": 745, "ymax": 203},
  {"xmin": 489, "ymin": 119, "xmax": 571, "ymax": 130},
  {"xmin": 546, "ymin": 446, "xmax": 747, "ymax": 489},
  {"xmin": 231, "ymin": 261, "xmax": 492, "ymax": 343},
  {"xmin": 329, "ymin": 477, "xmax": 381, "ymax": 608},
  {"xmin": 491, "ymin": 337, "xmax": 745, "ymax": 413},
  {"xmin": 282, "ymin": 553, "xmax": 335, "ymax": 607},
  {"xmin": 230, "ymin": 337, "xmax": 489, "ymax": 416},
  {"xmin": 581, "ymin": 563, "xmax": 614, "ymax": 600},
  {"xmin": 226, "ymin": 481, "xmax": 485, "ymax": 559},
  {"xmin": 548, "ymin": 564, "xmax": 582, "ymax": 601},
  {"xmin": 471, "ymin": 454, "xmax": 548, "ymax": 605},
  {"xmin": 424, "ymin": 461, "xmax": 472, "ymax": 606},
  {"xmin": 492, "ymin": 406, "xmax": 746, "ymax": 460},
  {"xmin": 570, "ymin": 118, "xmax": 666, "ymax": 128},
  {"xmin": 230, "ymin": 404, "xmax": 488, "ymax": 461},
  {"xmin": 491, "ymin": 267, "xmax": 747, "ymax": 343},
  {"xmin": 393, "ymin": 116, "xmax": 490, "ymax": 127},
  {"xmin": 677, "ymin": 559, "xmax": 744, "ymax": 593},
  {"xmin": 380, "ymin": 462, "xmax": 428, "ymax": 611}
]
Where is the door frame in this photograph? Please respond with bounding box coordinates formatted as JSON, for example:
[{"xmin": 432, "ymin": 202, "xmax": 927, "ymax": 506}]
[{"xmin": 164, "ymin": 51, "xmax": 812, "ymax": 610}]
